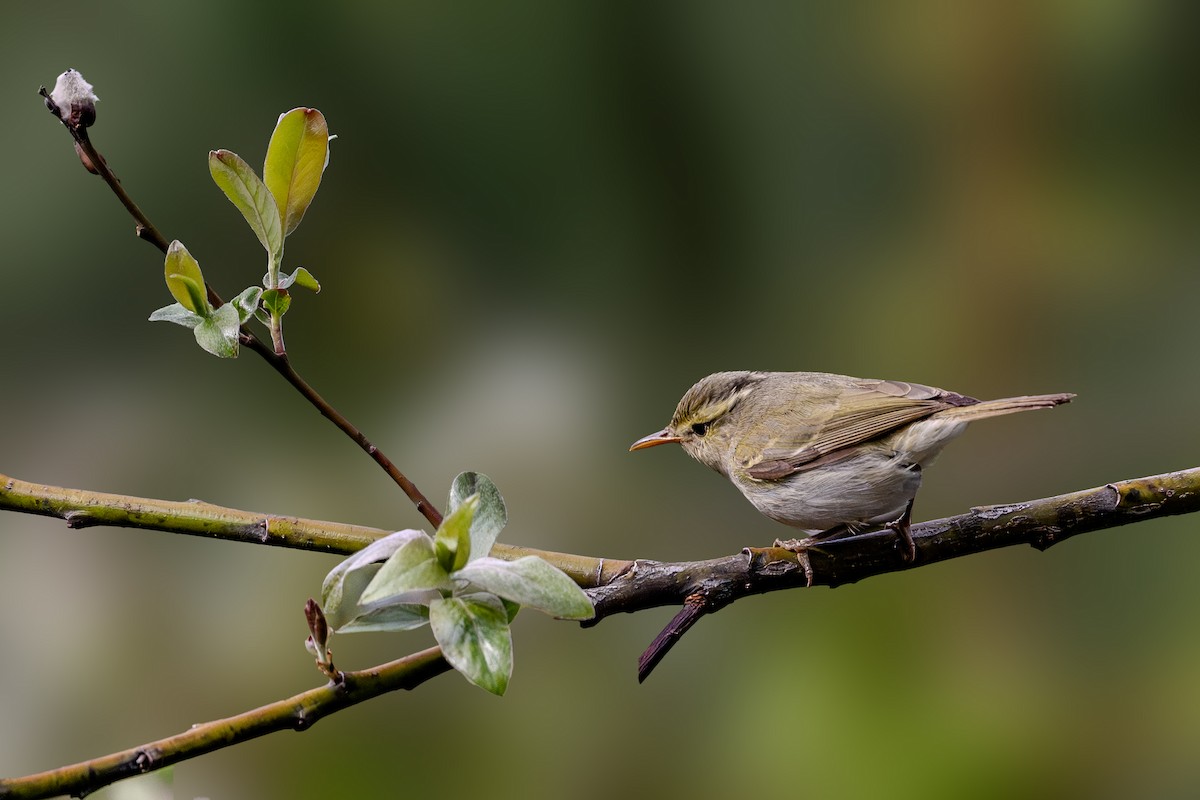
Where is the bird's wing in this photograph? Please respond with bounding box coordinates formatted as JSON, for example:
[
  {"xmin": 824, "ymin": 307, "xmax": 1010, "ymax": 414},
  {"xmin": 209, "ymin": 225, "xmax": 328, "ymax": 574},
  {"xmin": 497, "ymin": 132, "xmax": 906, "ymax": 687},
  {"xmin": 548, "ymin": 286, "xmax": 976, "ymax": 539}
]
[{"xmin": 744, "ymin": 379, "xmax": 973, "ymax": 481}]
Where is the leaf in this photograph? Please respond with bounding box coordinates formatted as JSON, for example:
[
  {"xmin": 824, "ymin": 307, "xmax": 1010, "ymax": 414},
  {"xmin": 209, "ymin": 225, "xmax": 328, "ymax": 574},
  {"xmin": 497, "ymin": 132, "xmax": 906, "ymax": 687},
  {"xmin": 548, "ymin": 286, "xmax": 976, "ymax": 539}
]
[
  {"xmin": 261, "ymin": 288, "xmax": 291, "ymax": 318},
  {"xmin": 191, "ymin": 303, "xmax": 241, "ymax": 358},
  {"xmin": 325, "ymin": 563, "xmax": 381, "ymax": 630},
  {"xmin": 430, "ymin": 593, "xmax": 512, "ymax": 695},
  {"xmin": 209, "ymin": 149, "xmax": 283, "ymax": 258},
  {"xmin": 453, "ymin": 556, "xmax": 594, "ymax": 620},
  {"xmin": 164, "ymin": 240, "xmax": 209, "ymax": 314},
  {"xmin": 434, "ymin": 495, "xmax": 476, "ymax": 573},
  {"xmin": 264, "ymin": 108, "xmax": 329, "ymax": 237},
  {"xmin": 359, "ymin": 532, "xmax": 449, "ymax": 605},
  {"xmin": 338, "ymin": 598, "xmax": 434, "ymax": 634},
  {"xmin": 149, "ymin": 303, "xmax": 202, "ymax": 329},
  {"xmin": 321, "ymin": 529, "xmax": 427, "ymax": 629},
  {"xmin": 501, "ymin": 598, "xmax": 521, "ymax": 623},
  {"xmin": 231, "ymin": 286, "xmax": 264, "ymax": 325},
  {"xmin": 278, "ymin": 267, "xmax": 321, "ymax": 293},
  {"xmin": 168, "ymin": 274, "xmax": 208, "ymax": 318},
  {"xmin": 448, "ymin": 472, "xmax": 507, "ymax": 563}
]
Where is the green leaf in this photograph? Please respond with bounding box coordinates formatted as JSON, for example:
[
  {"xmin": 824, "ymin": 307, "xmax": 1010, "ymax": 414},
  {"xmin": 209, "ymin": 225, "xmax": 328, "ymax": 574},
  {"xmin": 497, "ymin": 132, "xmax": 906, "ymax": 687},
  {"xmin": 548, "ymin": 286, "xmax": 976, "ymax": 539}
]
[
  {"xmin": 359, "ymin": 531, "xmax": 449, "ymax": 605},
  {"xmin": 501, "ymin": 598, "xmax": 521, "ymax": 623},
  {"xmin": 264, "ymin": 108, "xmax": 329, "ymax": 237},
  {"xmin": 448, "ymin": 473, "xmax": 507, "ymax": 563},
  {"xmin": 434, "ymin": 495, "xmax": 477, "ymax": 573},
  {"xmin": 192, "ymin": 303, "xmax": 241, "ymax": 358},
  {"xmin": 231, "ymin": 286, "xmax": 264, "ymax": 325},
  {"xmin": 453, "ymin": 556, "xmax": 594, "ymax": 620},
  {"xmin": 209, "ymin": 149, "xmax": 283, "ymax": 258},
  {"xmin": 261, "ymin": 288, "xmax": 291, "ymax": 318},
  {"xmin": 278, "ymin": 266, "xmax": 321, "ymax": 293},
  {"xmin": 322, "ymin": 529, "xmax": 427, "ymax": 629},
  {"xmin": 430, "ymin": 593, "xmax": 512, "ymax": 695},
  {"xmin": 149, "ymin": 303, "xmax": 202, "ymax": 329},
  {"xmin": 168, "ymin": 274, "xmax": 208, "ymax": 318},
  {"xmin": 164, "ymin": 240, "xmax": 209, "ymax": 315},
  {"xmin": 338, "ymin": 600, "xmax": 433, "ymax": 634},
  {"xmin": 325, "ymin": 564, "xmax": 381, "ymax": 630}
]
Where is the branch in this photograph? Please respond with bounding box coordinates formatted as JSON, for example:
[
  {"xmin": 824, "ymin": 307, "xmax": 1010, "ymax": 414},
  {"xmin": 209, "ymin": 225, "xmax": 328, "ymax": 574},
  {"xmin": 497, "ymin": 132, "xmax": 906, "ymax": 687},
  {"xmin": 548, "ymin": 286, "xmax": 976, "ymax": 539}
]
[
  {"xmin": 8, "ymin": 468, "xmax": 1198, "ymax": 612},
  {"xmin": 4, "ymin": 467, "xmax": 1196, "ymax": 792},
  {"xmin": 7, "ymin": 466, "xmax": 1199, "ymax": 647},
  {"xmin": 0, "ymin": 473, "xmax": 632, "ymax": 588},
  {"xmin": 38, "ymin": 80, "xmax": 443, "ymax": 529},
  {"xmin": 587, "ymin": 467, "xmax": 1200, "ymax": 679},
  {"xmin": 0, "ymin": 647, "xmax": 452, "ymax": 800}
]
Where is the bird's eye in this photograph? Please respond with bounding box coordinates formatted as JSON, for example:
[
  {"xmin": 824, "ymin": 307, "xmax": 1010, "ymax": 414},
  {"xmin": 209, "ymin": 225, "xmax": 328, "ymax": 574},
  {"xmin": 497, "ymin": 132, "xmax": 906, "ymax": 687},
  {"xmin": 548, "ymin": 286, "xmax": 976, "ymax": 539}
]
[{"xmin": 690, "ymin": 421, "xmax": 709, "ymax": 436}]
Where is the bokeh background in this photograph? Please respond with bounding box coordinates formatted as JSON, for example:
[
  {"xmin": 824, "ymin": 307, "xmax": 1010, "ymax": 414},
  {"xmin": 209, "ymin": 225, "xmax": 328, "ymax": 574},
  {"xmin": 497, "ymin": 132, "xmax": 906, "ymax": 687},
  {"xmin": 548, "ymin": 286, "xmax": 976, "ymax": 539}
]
[{"xmin": 3, "ymin": 1, "xmax": 1199, "ymax": 798}]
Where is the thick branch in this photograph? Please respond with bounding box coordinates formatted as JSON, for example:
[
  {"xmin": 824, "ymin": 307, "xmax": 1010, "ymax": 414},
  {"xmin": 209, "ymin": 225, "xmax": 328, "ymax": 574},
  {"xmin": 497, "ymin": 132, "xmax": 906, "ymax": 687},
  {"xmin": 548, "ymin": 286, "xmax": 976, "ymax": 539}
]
[
  {"xmin": 0, "ymin": 647, "xmax": 452, "ymax": 800},
  {"xmin": 597, "ymin": 468, "xmax": 1200, "ymax": 679},
  {"xmin": 6, "ymin": 468, "xmax": 1198, "ymax": 612},
  {"xmin": 586, "ymin": 468, "xmax": 1200, "ymax": 678}
]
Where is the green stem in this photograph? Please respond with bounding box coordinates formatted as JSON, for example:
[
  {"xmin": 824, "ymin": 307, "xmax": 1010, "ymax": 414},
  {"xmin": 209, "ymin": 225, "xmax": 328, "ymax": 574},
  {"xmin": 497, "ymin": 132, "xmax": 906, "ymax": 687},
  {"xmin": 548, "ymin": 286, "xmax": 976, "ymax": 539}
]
[
  {"xmin": 267, "ymin": 251, "xmax": 285, "ymax": 354},
  {"xmin": 0, "ymin": 473, "xmax": 627, "ymax": 587}
]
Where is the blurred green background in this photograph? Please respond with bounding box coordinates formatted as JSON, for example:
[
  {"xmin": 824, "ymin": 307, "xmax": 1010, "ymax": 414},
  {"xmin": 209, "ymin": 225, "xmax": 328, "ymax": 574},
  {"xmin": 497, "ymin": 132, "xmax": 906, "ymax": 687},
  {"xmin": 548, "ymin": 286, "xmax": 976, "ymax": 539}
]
[{"xmin": 3, "ymin": 1, "xmax": 1199, "ymax": 798}]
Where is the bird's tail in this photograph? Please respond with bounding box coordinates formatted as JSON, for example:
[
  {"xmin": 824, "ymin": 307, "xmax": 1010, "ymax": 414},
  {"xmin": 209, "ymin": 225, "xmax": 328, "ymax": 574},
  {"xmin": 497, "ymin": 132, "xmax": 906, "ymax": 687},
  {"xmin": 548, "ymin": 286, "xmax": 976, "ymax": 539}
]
[{"xmin": 938, "ymin": 393, "xmax": 1075, "ymax": 422}]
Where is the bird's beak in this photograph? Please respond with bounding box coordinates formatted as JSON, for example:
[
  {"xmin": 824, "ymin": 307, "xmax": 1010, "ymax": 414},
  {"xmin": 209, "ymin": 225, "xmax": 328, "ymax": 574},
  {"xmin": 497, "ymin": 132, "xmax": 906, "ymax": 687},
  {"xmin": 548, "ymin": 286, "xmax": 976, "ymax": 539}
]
[{"xmin": 629, "ymin": 428, "xmax": 683, "ymax": 451}]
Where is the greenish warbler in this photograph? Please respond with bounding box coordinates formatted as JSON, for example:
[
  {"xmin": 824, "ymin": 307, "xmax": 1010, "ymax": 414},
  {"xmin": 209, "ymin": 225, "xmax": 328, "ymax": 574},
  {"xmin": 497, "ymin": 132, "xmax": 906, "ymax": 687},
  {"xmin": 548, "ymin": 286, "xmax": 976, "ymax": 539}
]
[{"xmin": 631, "ymin": 371, "xmax": 1074, "ymax": 559}]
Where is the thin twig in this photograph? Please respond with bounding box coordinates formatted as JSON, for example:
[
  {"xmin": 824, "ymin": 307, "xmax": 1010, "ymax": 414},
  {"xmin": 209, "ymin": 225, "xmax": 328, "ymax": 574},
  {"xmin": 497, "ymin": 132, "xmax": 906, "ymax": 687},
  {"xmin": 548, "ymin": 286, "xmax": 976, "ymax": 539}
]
[
  {"xmin": 0, "ymin": 647, "xmax": 452, "ymax": 800},
  {"xmin": 38, "ymin": 83, "xmax": 443, "ymax": 529}
]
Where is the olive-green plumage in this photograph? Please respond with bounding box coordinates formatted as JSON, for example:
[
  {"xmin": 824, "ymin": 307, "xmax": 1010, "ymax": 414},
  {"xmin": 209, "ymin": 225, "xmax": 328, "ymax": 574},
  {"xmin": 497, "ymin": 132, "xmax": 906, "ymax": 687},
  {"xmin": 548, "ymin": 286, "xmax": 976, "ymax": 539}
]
[{"xmin": 632, "ymin": 371, "xmax": 1073, "ymax": 542}]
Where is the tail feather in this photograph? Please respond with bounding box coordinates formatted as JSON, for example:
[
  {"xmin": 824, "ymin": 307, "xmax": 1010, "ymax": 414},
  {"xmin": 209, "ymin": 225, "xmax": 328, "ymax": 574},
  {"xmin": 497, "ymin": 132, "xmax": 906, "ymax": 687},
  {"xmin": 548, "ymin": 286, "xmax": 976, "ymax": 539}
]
[{"xmin": 937, "ymin": 393, "xmax": 1075, "ymax": 422}]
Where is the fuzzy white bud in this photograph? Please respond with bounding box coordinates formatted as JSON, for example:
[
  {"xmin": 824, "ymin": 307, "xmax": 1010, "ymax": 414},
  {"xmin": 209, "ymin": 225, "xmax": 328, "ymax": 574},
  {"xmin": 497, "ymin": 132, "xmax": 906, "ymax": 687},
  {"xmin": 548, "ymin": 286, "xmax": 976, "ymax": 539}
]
[{"xmin": 50, "ymin": 69, "xmax": 98, "ymax": 128}]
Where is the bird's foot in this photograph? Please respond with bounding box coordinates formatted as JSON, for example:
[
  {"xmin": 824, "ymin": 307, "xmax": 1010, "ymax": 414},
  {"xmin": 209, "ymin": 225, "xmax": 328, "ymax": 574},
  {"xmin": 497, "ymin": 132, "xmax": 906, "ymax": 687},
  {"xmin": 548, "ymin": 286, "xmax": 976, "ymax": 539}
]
[
  {"xmin": 771, "ymin": 538, "xmax": 815, "ymax": 586},
  {"xmin": 883, "ymin": 501, "xmax": 917, "ymax": 563}
]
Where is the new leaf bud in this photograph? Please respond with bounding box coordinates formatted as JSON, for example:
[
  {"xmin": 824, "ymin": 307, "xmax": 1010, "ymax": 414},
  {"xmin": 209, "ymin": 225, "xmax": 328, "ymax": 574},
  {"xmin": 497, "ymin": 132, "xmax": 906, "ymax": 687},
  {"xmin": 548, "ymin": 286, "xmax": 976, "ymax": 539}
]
[{"xmin": 49, "ymin": 69, "xmax": 98, "ymax": 130}]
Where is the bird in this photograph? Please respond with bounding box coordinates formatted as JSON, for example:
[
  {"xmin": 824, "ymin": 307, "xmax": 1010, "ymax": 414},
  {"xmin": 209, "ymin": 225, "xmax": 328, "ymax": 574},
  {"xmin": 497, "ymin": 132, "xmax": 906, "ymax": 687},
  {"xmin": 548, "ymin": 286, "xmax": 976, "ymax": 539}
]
[{"xmin": 630, "ymin": 371, "xmax": 1074, "ymax": 560}]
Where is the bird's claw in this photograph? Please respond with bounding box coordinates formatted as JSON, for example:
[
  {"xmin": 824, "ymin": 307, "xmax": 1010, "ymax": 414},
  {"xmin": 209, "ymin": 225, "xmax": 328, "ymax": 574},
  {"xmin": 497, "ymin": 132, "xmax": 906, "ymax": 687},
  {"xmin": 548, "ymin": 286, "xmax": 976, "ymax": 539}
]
[{"xmin": 772, "ymin": 538, "xmax": 815, "ymax": 586}]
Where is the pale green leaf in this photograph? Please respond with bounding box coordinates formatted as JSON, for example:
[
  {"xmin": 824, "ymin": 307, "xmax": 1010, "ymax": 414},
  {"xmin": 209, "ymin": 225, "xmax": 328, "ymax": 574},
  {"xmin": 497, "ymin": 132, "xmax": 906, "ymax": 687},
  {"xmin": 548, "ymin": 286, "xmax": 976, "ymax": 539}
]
[
  {"xmin": 149, "ymin": 303, "xmax": 202, "ymax": 329},
  {"xmin": 453, "ymin": 556, "xmax": 594, "ymax": 620},
  {"xmin": 430, "ymin": 593, "xmax": 512, "ymax": 695},
  {"xmin": 338, "ymin": 599, "xmax": 433, "ymax": 634},
  {"xmin": 278, "ymin": 266, "xmax": 320, "ymax": 293},
  {"xmin": 164, "ymin": 240, "xmax": 208, "ymax": 314},
  {"xmin": 208, "ymin": 149, "xmax": 283, "ymax": 258},
  {"xmin": 231, "ymin": 286, "xmax": 263, "ymax": 325},
  {"xmin": 264, "ymin": 108, "xmax": 329, "ymax": 236},
  {"xmin": 434, "ymin": 495, "xmax": 476, "ymax": 572},
  {"xmin": 359, "ymin": 532, "xmax": 449, "ymax": 605},
  {"xmin": 193, "ymin": 319, "xmax": 236, "ymax": 358},
  {"xmin": 448, "ymin": 472, "xmax": 507, "ymax": 562},
  {"xmin": 321, "ymin": 530, "xmax": 426, "ymax": 629},
  {"xmin": 191, "ymin": 303, "xmax": 241, "ymax": 358},
  {"xmin": 324, "ymin": 563, "xmax": 380, "ymax": 630}
]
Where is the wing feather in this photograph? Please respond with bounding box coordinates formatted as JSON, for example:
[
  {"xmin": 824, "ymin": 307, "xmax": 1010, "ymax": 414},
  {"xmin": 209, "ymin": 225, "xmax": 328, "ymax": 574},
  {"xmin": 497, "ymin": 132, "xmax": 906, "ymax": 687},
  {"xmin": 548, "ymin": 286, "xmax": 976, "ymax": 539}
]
[{"xmin": 743, "ymin": 377, "xmax": 975, "ymax": 480}]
